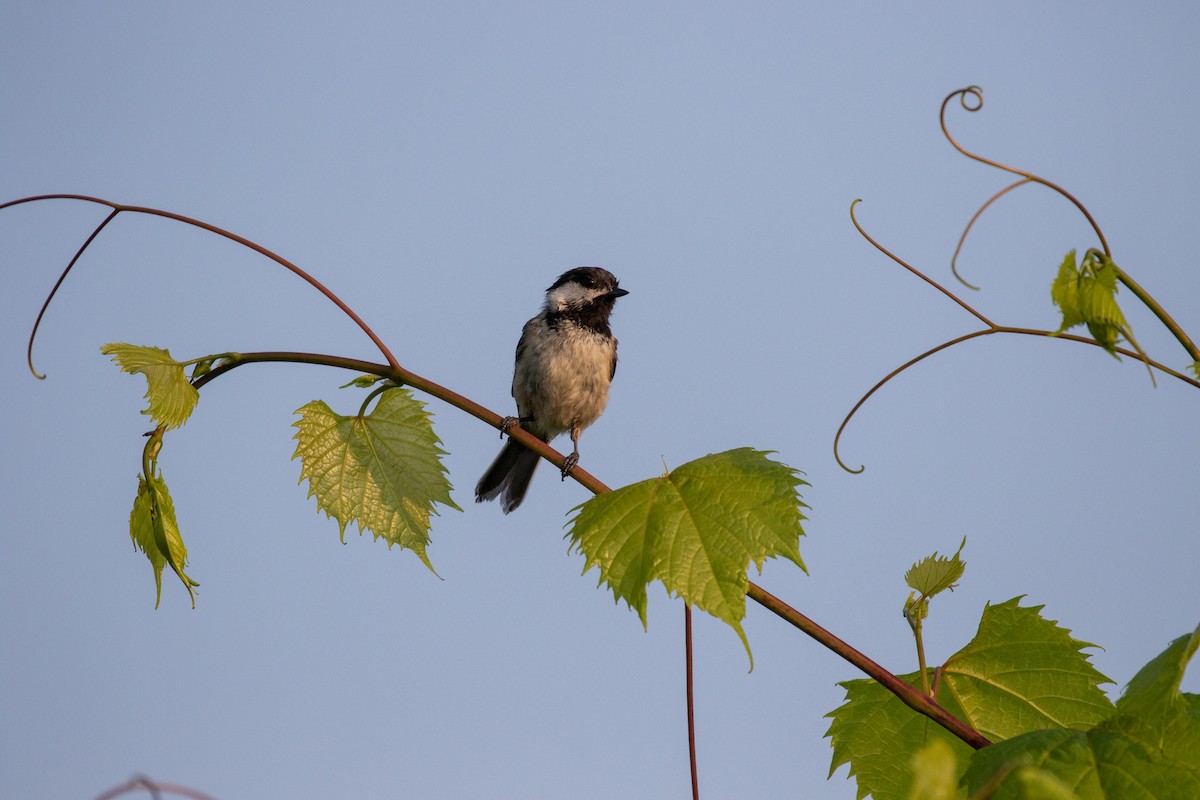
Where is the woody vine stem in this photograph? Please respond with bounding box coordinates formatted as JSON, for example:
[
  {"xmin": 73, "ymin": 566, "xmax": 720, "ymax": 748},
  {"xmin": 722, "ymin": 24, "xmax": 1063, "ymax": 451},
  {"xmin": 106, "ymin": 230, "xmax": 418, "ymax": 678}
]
[{"xmin": 4, "ymin": 191, "xmax": 989, "ymax": 754}]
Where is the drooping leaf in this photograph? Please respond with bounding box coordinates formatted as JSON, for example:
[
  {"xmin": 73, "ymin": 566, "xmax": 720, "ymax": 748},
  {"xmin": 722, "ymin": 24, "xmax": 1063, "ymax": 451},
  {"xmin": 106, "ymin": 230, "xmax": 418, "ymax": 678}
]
[
  {"xmin": 826, "ymin": 598, "xmax": 1113, "ymax": 800},
  {"xmin": 130, "ymin": 471, "xmax": 199, "ymax": 608},
  {"xmin": 101, "ymin": 343, "xmax": 199, "ymax": 429},
  {"xmin": 1050, "ymin": 249, "xmax": 1126, "ymax": 355},
  {"xmin": 292, "ymin": 387, "xmax": 459, "ymax": 572},
  {"xmin": 565, "ymin": 448, "xmax": 808, "ymax": 665},
  {"xmin": 1049, "ymin": 250, "xmax": 1155, "ymax": 379}
]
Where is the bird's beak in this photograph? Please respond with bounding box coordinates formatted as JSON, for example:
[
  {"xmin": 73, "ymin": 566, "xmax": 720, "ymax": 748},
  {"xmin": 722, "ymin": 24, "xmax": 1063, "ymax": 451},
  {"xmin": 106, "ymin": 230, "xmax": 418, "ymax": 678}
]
[{"xmin": 609, "ymin": 287, "xmax": 630, "ymax": 298}]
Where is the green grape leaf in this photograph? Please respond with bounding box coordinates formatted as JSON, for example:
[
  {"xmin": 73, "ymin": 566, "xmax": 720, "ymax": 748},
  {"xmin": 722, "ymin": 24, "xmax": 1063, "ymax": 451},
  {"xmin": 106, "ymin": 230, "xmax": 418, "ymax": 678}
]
[
  {"xmin": 101, "ymin": 343, "xmax": 200, "ymax": 430},
  {"xmin": 961, "ymin": 626, "xmax": 1200, "ymax": 797},
  {"xmin": 565, "ymin": 448, "xmax": 808, "ymax": 666},
  {"xmin": 963, "ymin": 725, "xmax": 1200, "ymax": 799},
  {"xmin": 905, "ymin": 536, "xmax": 966, "ymax": 599},
  {"xmin": 826, "ymin": 598, "xmax": 1113, "ymax": 800},
  {"xmin": 292, "ymin": 387, "xmax": 459, "ymax": 572},
  {"xmin": 1104, "ymin": 624, "xmax": 1200, "ymax": 774},
  {"xmin": 130, "ymin": 471, "xmax": 199, "ymax": 608},
  {"xmin": 826, "ymin": 670, "xmax": 974, "ymax": 800},
  {"xmin": 942, "ymin": 598, "xmax": 1113, "ymax": 736}
]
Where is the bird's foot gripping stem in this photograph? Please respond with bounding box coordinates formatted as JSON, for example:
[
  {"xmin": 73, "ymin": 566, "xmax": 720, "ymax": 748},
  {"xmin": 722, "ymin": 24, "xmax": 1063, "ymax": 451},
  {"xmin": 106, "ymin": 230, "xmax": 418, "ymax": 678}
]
[
  {"xmin": 498, "ymin": 416, "xmax": 523, "ymax": 438},
  {"xmin": 560, "ymin": 452, "xmax": 579, "ymax": 480}
]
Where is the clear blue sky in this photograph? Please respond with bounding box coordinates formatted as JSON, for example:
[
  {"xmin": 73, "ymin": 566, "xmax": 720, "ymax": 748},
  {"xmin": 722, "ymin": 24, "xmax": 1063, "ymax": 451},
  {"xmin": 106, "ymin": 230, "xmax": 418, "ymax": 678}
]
[{"xmin": 2, "ymin": 4, "xmax": 1198, "ymax": 798}]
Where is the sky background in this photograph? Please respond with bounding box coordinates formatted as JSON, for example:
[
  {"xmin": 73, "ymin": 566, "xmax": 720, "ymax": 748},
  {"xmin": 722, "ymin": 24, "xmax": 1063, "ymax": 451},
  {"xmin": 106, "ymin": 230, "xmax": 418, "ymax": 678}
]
[{"xmin": 2, "ymin": 4, "xmax": 1198, "ymax": 799}]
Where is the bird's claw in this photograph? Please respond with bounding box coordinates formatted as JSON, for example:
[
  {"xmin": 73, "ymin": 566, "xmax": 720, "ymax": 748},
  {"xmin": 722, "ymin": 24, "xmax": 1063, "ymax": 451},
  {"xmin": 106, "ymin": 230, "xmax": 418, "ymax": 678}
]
[
  {"xmin": 499, "ymin": 416, "xmax": 520, "ymax": 438},
  {"xmin": 560, "ymin": 452, "xmax": 579, "ymax": 480}
]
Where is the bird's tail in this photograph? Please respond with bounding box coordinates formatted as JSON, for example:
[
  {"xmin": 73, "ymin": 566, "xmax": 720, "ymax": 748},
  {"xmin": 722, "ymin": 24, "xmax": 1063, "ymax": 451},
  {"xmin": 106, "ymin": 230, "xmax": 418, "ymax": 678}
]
[{"xmin": 475, "ymin": 438, "xmax": 541, "ymax": 513}]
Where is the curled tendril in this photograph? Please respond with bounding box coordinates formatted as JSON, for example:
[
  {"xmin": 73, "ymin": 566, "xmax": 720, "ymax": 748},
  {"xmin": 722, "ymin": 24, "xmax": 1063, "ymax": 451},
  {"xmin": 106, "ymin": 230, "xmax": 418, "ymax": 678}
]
[
  {"xmin": 959, "ymin": 85, "xmax": 983, "ymax": 112},
  {"xmin": 950, "ymin": 178, "xmax": 1033, "ymax": 290},
  {"xmin": 939, "ymin": 86, "xmax": 1198, "ymax": 364},
  {"xmin": 840, "ymin": 90, "xmax": 1200, "ymax": 474},
  {"xmin": 940, "ymin": 86, "xmax": 1111, "ymax": 258}
]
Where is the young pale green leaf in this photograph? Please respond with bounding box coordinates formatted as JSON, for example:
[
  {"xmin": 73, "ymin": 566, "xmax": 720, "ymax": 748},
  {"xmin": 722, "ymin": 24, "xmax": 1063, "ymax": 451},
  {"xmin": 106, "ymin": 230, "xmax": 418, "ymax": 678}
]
[
  {"xmin": 826, "ymin": 598, "xmax": 1113, "ymax": 800},
  {"xmin": 1012, "ymin": 767, "xmax": 1082, "ymax": 800},
  {"xmin": 1049, "ymin": 249, "xmax": 1152, "ymax": 369},
  {"xmin": 101, "ymin": 343, "xmax": 199, "ymax": 429},
  {"xmin": 565, "ymin": 448, "xmax": 808, "ymax": 665},
  {"xmin": 1189, "ymin": 361, "xmax": 1200, "ymax": 380},
  {"xmin": 904, "ymin": 741, "xmax": 960, "ymax": 800},
  {"xmin": 904, "ymin": 537, "xmax": 966, "ymax": 599},
  {"xmin": 1051, "ymin": 250, "xmax": 1085, "ymax": 332},
  {"xmin": 292, "ymin": 387, "xmax": 459, "ymax": 572},
  {"xmin": 340, "ymin": 374, "xmax": 388, "ymax": 389},
  {"xmin": 130, "ymin": 471, "xmax": 199, "ymax": 608}
]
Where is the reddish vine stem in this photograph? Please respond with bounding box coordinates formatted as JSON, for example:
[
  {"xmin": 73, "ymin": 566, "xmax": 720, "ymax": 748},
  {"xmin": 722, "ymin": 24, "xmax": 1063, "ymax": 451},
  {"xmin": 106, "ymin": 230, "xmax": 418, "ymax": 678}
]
[
  {"xmin": 747, "ymin": 583, "xmax": 991, "ymax": 749},
  {"xmin": 195, "ymin": 350, "xmax": 993, "ymax": 749},
  {"xmin": 94, "ymin": 775, "xmax": 219, "ymax": 800},
  {"xmin": 8, "ymin": 195, "xmax": 995, "ymax": 764},
  {"xmin": 23, "ymin": 206, "xmax": 120, "ymax": 378},
  {"xmin": 833, "ymin": 325, "xmax": 1200, "ymax": 473},
  {"xmin": 950, "ymin": 177, "xmax": 1032, "ymax": 290},
  {"xmin": 2, "ymin": 194, "xmax": 401, "ymax": 377},
  {"xmin": 685, "ymin": 605, "xmax": 700, "ymax": 800}
]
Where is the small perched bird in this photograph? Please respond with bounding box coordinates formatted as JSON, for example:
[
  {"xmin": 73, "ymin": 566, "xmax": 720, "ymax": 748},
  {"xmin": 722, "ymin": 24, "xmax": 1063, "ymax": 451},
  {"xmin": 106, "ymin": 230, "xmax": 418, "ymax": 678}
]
[{"xmin": 475, "ymin": 266, "xmax": 629, "ymax": 513}]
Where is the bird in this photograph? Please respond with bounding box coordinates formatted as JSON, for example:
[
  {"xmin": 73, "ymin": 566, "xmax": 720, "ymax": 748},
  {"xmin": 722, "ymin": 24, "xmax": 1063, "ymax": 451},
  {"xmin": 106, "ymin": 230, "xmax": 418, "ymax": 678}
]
[{"xmin": 475, "ymin": 266, "xmax": 629, "ymax": 513}]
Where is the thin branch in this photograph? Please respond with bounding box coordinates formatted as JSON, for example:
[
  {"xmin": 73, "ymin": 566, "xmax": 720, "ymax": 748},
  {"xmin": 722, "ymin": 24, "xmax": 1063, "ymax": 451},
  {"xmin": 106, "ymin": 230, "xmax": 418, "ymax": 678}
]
[
  {"xmin": 4, "ymin": 194, "xmax": 401, "ymax": 378},
  {"xmin": 1110, "ymin": 263, "xmax": 1200, "ymax": 365},
  {"xmin": 834, "ymin": 329, "xmax": 993, "ymax": 473},
  {"xmin": 6, "ymin": 197, "xmax": 992, "ymax": 753},
  {"xmin": 851, "ymin": 199, "xmax": 993, "ymax": 328},
  {"xmin": 834, "ymin": 325, "xmax": 1200, "ymax": 473},
  {"xmin": 94, "ymin": 775, "xmax": 219, "ymax": 800},
  {"xmin": 746, "ymin": 583, "xmax": 991, "ymax": 749},
  {"xmin": 685, "ymin": 605, "xmax": 700, "ymax": 800},
  {"xmin": 193, "ymin": 349, "xmax": 989, "ymax": 748},
  {"xmin": 24, "ymin": 207, "xmax": 120, "ymax": 378},
  {"xmin": 950, "ymin": 177, "xmax": 1033, "ymax": 290},
  {"xmin": 191, "ymin": 350, "xmax": 612, "ymax": 496}
]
